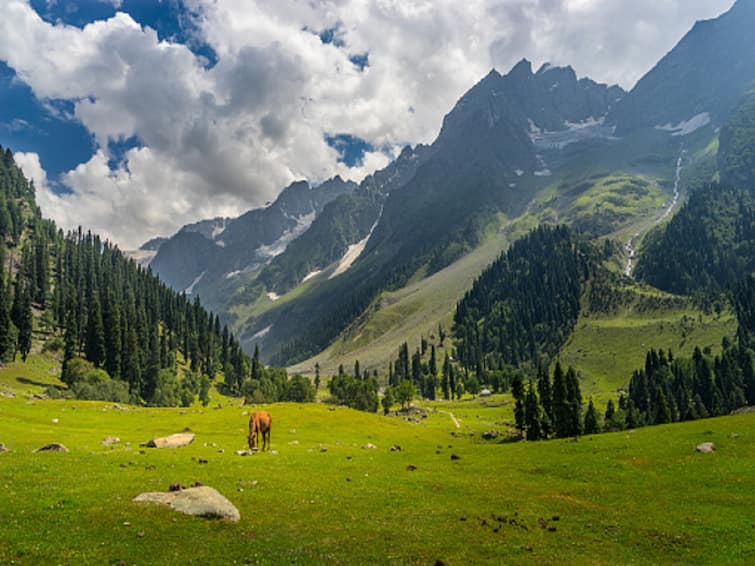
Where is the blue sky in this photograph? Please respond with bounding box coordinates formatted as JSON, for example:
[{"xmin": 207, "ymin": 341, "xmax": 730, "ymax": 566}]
[{"xmin": 0, "ymin": 0, "xmax": 735, "ymax": 247}]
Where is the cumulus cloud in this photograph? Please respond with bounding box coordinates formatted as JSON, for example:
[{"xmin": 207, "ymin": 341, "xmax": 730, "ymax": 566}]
[{"xmin": 0, "ymin": 0, "xmax": 735, "ymax": 248}]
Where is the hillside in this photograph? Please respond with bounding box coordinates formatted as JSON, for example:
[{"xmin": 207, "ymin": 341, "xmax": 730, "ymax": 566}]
[
  {"xmin": 1, "ymin": 369, "xmax": 754, "ymax": 564},
  {"xmin": 0, "ymin": 146, "xmax": 258, "ymax": 407}
]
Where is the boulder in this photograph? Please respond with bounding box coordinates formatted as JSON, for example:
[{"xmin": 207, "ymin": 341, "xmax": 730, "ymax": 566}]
[
  {"xmin": 34, "ymin": 443, "xmax": 69, "ymax": 453},
  {"xmin": 0, "ymin": 443, "xmax": 8, "ymax": 453},
  {"xmin": 143, "ymin": 433, "xmax": 195, "ymax": 448},
  {"xmin": 482, "ymin": 430, "xmax": 500, "ymax": 440},
  {"xmin": 133, "ymin": 486, "xmax": 240, "ymax": 522},
  {"xmin": 362, "ymin": 443, "xmax": 377, "ymax": 450},
  {"xmin": 101, "ymin": 437, "xmax": 121, "ymax": 446},
  {"xmin": 696, "ymin": 442, "xmax": 716, "ymax": 453},
  {"xmin": 1, "ymin": 391, "xmax": 16, "ymax": 398}
]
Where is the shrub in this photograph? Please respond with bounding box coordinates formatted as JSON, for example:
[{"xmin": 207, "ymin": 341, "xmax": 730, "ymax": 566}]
[{"xmin": 283, "ymin": 375, "xmax": 316, "ymax": 402}]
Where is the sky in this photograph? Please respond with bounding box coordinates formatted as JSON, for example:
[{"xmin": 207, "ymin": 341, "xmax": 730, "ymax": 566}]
[{"xmin": 0, "ymin": 0, "xmax": 736, "ymax": 249}]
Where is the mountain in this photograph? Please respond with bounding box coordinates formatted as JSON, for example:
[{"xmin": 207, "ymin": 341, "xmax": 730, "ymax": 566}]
[
  {"xmin": 147, "ymin": 175, "xmax": 358, "ymax": 297},
  {"xmin": 610, "ymin": 0, "xmax": 755, "ymax": 134},
  {"xmin": 719, "ymin": 90, "xmax": 755, "ymax": 187},
  {"xmin": 241, "ymin": 61, "xmax": 625, "ymax": 365}
]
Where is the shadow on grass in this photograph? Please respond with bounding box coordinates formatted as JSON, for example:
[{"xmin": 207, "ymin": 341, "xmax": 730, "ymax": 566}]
[{"xmin": 16, "ymin": 377, "xmax": 55, "ymax": 388}]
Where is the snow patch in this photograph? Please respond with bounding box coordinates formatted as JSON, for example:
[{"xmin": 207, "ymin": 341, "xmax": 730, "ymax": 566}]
[
  {"xmin": 549, "ymin": 82, "xmax": 560, "ymax": 92},
  {"xmin": 534, "ymin": 169, "xmax": 552, "ymax": 177},
  {"xmin": 216, "ymin": 240, "xmax": 226, "ymax": 248},
  {"xmin": 329, "ymin": 207, "xmax": 383, "ymax": 280},
  {"xmin": 267, "ymin": 292, "xmax": 280, "ymax": 302},
  {"xmin": 224, "ymin": 270, "xmax": 242, "ymax": 279},
  {"xmin": 257, "ymin": 212, "xmax": 316, "ymax": 259},
  {"xmin": 211, "ymin": 219, "xmax": 228, "ymax": 239},
  {"xmin": 527, "ymin": 119, "xmax": 541, "ymax": 135},
  {"xmin": 250, "ymin": 325, "xmax": 272, "ymax": 342},
  {"xmin": 302, "ymin": 270, "xmax": 322, "ymax": 283},
  {"xmin": 529, "ymin": 116, "xmax": 614, "ymax": 150},
  {"xmin": 515, "ymin": 169, "xmax": 525, "ymax": 177},
  {"xmin": 185, "ymin": 271, "xmax": 206, "ymax": 295},
  {"xmin": 656, "ymin": 112, "xmax": 711, "ymax": 137}
]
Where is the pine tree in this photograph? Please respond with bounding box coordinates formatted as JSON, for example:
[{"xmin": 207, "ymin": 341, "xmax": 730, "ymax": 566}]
[
  {"xmin": 552, "ymin": 362, "xmax": 569, "ymax": 437},
  {"xmin": 653, "ymin": 388, "xmax": 672, "ymax": 424},
  {"xmin": 584, "ymin": 399, "xmax": 601, "ymax": 434},
  {"xmin": 429, "ymin": 344, "xmax": 437, "ymax": 377},
  {"xmin": 85, "ymin": 294, "xmax": 106, "ymax": 368},
  {"xmin": 354, "ymin": 359, "xmax": 361, "ymax": 380},
  {"xmin": 314, "ymin": 362, "xmax": 321, "ymax": 390},
  {"xmin": 442, "ymin": 352, "xmax": 450, "ymax": 400},
  {"xmin": 566, "ymin": 366, "xmax": 583, "ymax": 436},
  {"xmin": 537, "ymin": 364, "xmax": 553, "ymax": 436},
  {"xmin": 524, "ymin": 382, "xmax": 543, "ymax": 440}
]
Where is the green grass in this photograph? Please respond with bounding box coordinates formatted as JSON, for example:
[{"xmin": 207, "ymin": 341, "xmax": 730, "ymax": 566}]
[
  {"xmin": 1, "ymin": 372, "xmax": 754, "ymax": 565},
  {"xmin": 560, "ymin": 309, "xmax": 737, "ymax": 399},
  {"xmin": 288, "ymin": 215, "xmax": 512, "ymax": 377}
]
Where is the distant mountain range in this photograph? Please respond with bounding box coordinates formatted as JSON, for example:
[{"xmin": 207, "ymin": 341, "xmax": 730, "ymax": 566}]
[{"xmin": 135, "ymin": 0, "xmax": 755, "ymax": 372}]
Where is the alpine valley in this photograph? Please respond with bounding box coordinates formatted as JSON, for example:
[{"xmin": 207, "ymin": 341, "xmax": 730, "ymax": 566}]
[
  {"xmin": 2, "ymin": 1, "xmax": 755, "ymax": 565},
  {"xmin": 138, "ymin": 0, "xmax": 754, "ymax": 390}
]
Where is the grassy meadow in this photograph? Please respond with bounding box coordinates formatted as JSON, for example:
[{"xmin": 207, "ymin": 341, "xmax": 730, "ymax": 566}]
[{"xmin": 1, "ymin": 359, "xmax": 754, "ymax": 565}]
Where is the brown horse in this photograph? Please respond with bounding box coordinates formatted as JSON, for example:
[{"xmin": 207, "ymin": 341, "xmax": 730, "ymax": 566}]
[{"xmin": 248, "ymin": 411, "xmax": 272, "ymax": 452}]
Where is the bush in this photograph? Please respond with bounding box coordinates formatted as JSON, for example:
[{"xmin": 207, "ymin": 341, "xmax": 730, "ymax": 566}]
[
  {"xmin": 283, "ymin": 375, "xmax": 316, "ymax": 402},
  {"xmin": 151, "ymin": 368, "xmax": 180, "ymax": 406},
  {"xmin": 328, "ymin": 374, "xmax": 379, "ymax": 412},
  {"xmin": 71, "ymin": 379, "xmax": 129, "ymax": 403},
  {"xmin": 58, "ymin": 357, "xmax": 129, "ymax": 402}
]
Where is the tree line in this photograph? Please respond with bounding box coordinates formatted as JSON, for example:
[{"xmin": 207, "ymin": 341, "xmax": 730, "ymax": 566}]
[
  {"xmin": 454, "ymin": 225, "xmax": 590, "ymax": 373},
  {"xmin": 0, "ymin": 145, "xmax": 297, "ymax": 406}
]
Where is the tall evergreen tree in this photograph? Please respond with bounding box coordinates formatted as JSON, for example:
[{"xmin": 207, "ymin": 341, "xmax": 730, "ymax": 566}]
[
  {"xmin": 524, "ymin": 382, "xmax": 543, "ymax": 440},
  {"xmin": 85, "ymin": 294, "xmax": 106, "ymax": 368},
  {"xmin": 584, "ymin": 399, "xmax": 601, "ymax": 434}
]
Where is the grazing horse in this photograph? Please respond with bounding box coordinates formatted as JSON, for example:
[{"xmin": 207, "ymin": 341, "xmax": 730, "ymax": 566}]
[{"xmin": 248, "ymin": 411, "xmax": 272, "ymax": 452}]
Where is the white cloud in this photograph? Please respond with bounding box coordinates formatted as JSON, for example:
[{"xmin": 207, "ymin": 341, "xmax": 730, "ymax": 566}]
[{"xmin": 0, "ymin": 0, "xmax": 735, "ymax": 248}]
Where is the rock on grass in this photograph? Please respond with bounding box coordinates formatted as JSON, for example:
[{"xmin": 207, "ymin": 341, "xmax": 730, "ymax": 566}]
[
  {"xmin": 133, "ymin": 486, "xmax": 240, "ymax": 522},
  {"xmin": 696, "ymin": 442, "xmax": 715, "ymax": 453},
  {"xmin": 142, "ymin": 433, "xmax": 195, "ymax": 448}
]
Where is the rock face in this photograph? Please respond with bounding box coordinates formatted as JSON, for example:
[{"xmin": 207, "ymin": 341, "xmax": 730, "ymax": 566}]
[
  {"xmin": 696, "ymin": 442, "xmax": 716, "ymax": 454},
  {"xmin": 133, "ymin": 486, "xmax": 240, "ymax": 522},
  {"xmin": 143, "ymin": 433, "xmax": 195, "ymax": 448},
  {"xmin": 34, "ymin": 443, "xmax": 69, "ymax": 453}
]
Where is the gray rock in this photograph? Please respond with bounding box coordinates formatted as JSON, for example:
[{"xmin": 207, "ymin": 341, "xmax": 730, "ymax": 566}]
[
  {"xmin": 133, "ymin": 486, "xmax": 240, "ymax": 522},
  {"xmin": 362, "ymin": 443, "xmax": 377, "ymax": 449},
  {"xmin": 482, "ymin": 430, "xmax": 500, "ymax": 440},
  {"xmin": 34, "ymin": 443, "xmax": 69, "ymax": 453},
  {"xmin": 101, "ymin": 437, "xmax": 121, "ymax": 446},
  {"xmin": 235, "ymin": 449, "xmax": 253, "ymax": 456},
  {"xmin": 143, "ymin": 433, "xmax": 195, "ymax": 448},
  {"xmin": 0, "ymin": 391, "xmax": 16, "ymax": 398},
  {"xmin": 0, "ymin": 443, "xmax": 8, "ymax": 453},
  {"xmin": 696, "ymin": 442, "xmax": 715, "ymax": 454}
]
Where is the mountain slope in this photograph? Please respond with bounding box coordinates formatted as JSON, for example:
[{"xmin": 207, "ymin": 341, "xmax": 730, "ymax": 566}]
[
  {"xmin": 149, "ymin": 176, "xmax": 358, "ymax": 296},
  {"xmin": 245, "ymin": 62, "xmax": 625, "ymax": 365},
  {"xmin": 610, "ymin": 0, "xmax": 755, "ymax": 134}
]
